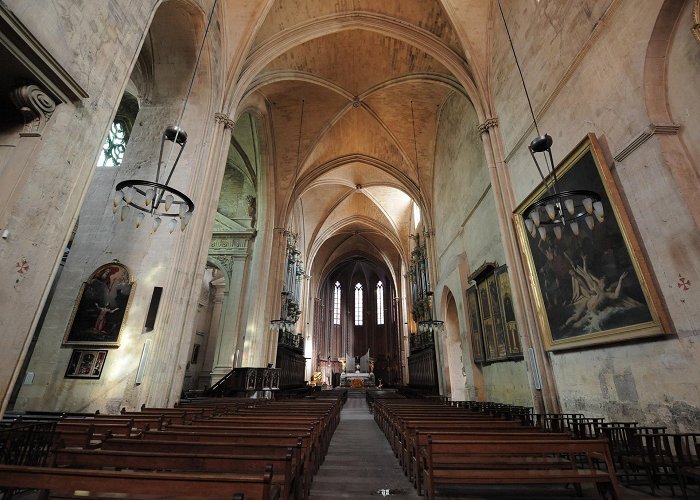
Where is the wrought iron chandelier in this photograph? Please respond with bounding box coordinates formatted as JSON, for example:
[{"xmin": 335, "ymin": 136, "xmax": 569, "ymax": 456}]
[
  {"xmin": 417, "ymin": 291, "xmax": 444, "ymax": 335},
  {"xmin": 498, "ymin": 1, "xmax": 603, "ymax": 241},
  {"xmin": 113, "ymin": 0, "xmax": 219, "ymax": 234}
]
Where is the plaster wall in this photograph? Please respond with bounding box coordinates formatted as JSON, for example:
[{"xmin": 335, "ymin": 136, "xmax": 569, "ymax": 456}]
[
  {"xmin": 492, "ymin": 0, "xmax": 700, "ymax": 428},
  {"xmin": 433, "ymin": 92, "xmax": 529, "ymax": 404}
]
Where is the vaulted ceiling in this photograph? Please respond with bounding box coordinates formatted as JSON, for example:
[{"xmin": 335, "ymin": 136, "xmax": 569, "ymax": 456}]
[{"xmin": 235, "ymin": 0, "xmax": 488, "ymax": 288}]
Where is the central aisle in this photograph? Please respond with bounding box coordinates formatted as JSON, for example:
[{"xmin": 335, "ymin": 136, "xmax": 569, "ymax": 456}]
[{"xmin": 309, "ymin": 390, "xmax": 422, "ymax": 499}]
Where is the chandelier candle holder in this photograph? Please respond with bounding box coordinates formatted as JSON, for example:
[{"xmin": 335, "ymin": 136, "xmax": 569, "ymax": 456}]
[
  {"xmin": 112, "ymin": 0, "xmax": 220, "ymax": 235},
  {"xmin": 523, "ymin": 134, "xmax": 604, "ymax": 241},
  {"xmin": 497, "ymin": 0, "xmax": 603, "ymax": 241},
  {"xmin": 114, "ymin": 126, "xmax": 194, "ymax": 233},
  {"xmin": 270, "ymin": 291, "xmax": 297, "ymax": 333},
  {"xmin": 417, "ymin": 291, "xmax": 444, "ymax": 335}
]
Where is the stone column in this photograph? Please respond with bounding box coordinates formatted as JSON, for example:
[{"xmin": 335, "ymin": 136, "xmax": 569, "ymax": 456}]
[
  {"xmin": 208, "ymin": 234, "xmax": 254, "ymax": 383},
  {"xmin": 201, "ymin": 276, "xmax": 225, "ymax": 386},
  {"xmin": 478, "ymin": 117, "xmax": 560, "ymax": 414},
  {"xmin": 137, "ymin": 111, "xmax": 234, "ymax": 409}
]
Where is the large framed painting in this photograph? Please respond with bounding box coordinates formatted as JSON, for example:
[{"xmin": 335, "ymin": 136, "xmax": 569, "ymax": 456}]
[
  {"xmin": 514, "ymin": 134, "xmax": 670, "ymax": 351},
  {"xmin": 63, "ymin": 262, "xmax": 135, "ymax": 347},
  {"xmin": 65, "ymin": 349, "xmax": 108, "ymax": 379},
  {"xmin": 494, "ymin": 265, "xmax": 523, "ymax": 357},
  {"xmin": 466, "ymin": 284, "xmax": 485, "ymax": 363}
]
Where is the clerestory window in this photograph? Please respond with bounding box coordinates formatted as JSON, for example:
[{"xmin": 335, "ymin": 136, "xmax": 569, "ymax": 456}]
[
  {"xmin": 354, "ymin": 283, "xmax": 363, "ymax": 326},
  {"xmin": 333, "ymin": 281, "xmax": 341, "ymax": 325}
]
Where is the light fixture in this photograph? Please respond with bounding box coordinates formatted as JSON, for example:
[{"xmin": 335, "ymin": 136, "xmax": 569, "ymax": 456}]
[
  {"xmin": 270, "ymin": 290, "xmax": 296, "ymax": 333},
  {"xmin": 498, "ymin": 1, "xmax": 603, "ymax": 240},
  {"xmin": 113, "ymin": 0, "xmax": 219, "ymax": 233}
]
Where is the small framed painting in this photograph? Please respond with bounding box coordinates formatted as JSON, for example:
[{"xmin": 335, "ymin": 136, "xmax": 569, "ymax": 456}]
[{"xmin": 65, "ymin": 349, "xmax": 108, "ymax": 379}]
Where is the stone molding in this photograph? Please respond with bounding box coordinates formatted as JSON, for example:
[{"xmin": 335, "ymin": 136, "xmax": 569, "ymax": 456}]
[
  {"xmin": 477, "ymin": 117, "xmax": 498, "ymax": 134},
  {"xmin": 613, "ymin": 123, "xmax": 680, "ymax": 162},
  {"xmin": 208, "ymin": 233, "xmax": 256, "ymax": 278},
  {"xmin": 213, "ymin": 254, "xmax": 236, "ymax": 277},
  {"xmin": 0, "ymin": 3, "xmax": 87, "ymax": 103},
  {"xmin": 209, "ymin": 233, "xmax": 253, "ymax": 253},
  {"xmin": 10, "ymin": 84, "xmax": 56, "ymax": 136},
  {"xmin": 214, "ymin": 112, "xmax": 235, "ymax": 129}
]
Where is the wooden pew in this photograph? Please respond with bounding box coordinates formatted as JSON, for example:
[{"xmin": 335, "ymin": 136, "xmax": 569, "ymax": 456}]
[
  {"xmin": 0, "ymin": 463, "xmax": 279, "ymax": 499},
  {"xmin": 410, "ymin": 429, "xmax": 572, "ymax": 493},
  {"xmin": 422, "ymin": 438, "xmax": 622, "ymax": 500},
  {"xmin": 51, "ymin": 446, "xmax": 298, "ymax": 500},
  {"xmin": 101, "ymin": 436, "xmax": 310, "ymax": 498}
]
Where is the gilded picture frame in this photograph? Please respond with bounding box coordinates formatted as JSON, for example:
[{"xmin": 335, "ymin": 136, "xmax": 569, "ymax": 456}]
[
  {"xmin": 514, "ymin": 134, "xmax": 670, "ymax": 351},
  {"xmin": 63, "ymin": 262, "xmax": 135, "ymax": 347}
]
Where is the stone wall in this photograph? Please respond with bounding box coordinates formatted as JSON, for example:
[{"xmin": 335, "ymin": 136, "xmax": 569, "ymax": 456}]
[
  {"xmin": 10, "ymin": 0, "xmax": 228, "ymax": 413},
  {"xmin": 432, "ymin": 93, "xmax": 530, "ymax": 404},
  {"xmin": 491, "ymin": 0, "xmax": 700, "ymax": 429}
]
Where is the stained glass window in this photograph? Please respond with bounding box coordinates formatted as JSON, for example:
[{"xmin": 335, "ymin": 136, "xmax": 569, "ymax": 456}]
[
  {"xmin": 376, "ymin": 281, "xmax": 384, "ymax": 325},
  {"xmin": 354, "ymin": 283, "xmax": 363, "ymax": 326},
  {"xmin": 98, "ymin": 120, "xmax": 127, "ymax": 167},
  {"xmin": 333, "ymin": 281, "xmax": 341, "ymax": 325}
]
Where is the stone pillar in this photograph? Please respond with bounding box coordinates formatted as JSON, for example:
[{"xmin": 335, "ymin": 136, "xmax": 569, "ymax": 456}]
[
  {"xmin": 478, "ymin": 117, "xmax": 560, "ymax": 414},
  {"xmin": 208, "ymin": 234, "xmax": 254, "ymax": 383},
  {"xmin": 201, "ymin": 276, "xmax": 225, "ymax": 387}
]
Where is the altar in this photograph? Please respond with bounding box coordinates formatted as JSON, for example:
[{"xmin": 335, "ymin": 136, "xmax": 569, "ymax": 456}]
[
  {"xmin": 340, "ymin": 371, "xmax": 375, "ymax": 388},
  {"xmin": 339, "ymin": 349, "xmax": 375, "ymax": 388}
]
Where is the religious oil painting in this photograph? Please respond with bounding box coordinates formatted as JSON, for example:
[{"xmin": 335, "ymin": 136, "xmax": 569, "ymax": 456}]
[
  {"xmin": 486, "ymin": 274, "xmax": 508, "ymax": 359},
  {"xmin": 63, "ymin": 263, "xmax": 135, "ymax": 347},
  {"xmin": 514, "ymin": 134, "xmax": 669, "ymax": 351},
  {"xmin": 65, "ymin": 349, "xmax": 108, "ymax": 379},
  {"xmin": 477, "ymin": 279, "xmax": 499, "ymax": 360},
  {"xmin": 466, "ymin": 284, "xmax": 485, "ymax": 363},
  {"xmin": 494, "ymin": 265, "xmax": 523, "ymax": 357}
]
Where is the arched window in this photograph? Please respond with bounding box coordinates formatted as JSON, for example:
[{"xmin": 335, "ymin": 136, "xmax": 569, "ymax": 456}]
[
  {"xmin": 354, "ymin": 283, "xmax": 363, "ymax": 326},
  {"xmin": 98, "ymin": 92, "xmax": 138, "ymax": 167},
  {"xmin": 98, "ymin": 120, "xmax": 127, "ymax": 167},
  {"xmin": 376, "ymin": 281, "xmax": 384, "ymax": 325},
  {"xmin": 333, "ymin": 281, "xmax": 341, "ymax": 325}
]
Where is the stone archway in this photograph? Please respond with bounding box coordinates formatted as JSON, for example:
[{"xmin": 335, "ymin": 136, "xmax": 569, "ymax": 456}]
[{"xmin": 441, "ymin": 289, "xmax": 466, "ymax": 401}]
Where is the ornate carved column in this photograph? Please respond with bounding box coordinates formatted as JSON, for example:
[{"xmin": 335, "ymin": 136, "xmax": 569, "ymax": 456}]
[{"xmin": 477, "ymin": 116, "xmax": 560, "ymax": 414}]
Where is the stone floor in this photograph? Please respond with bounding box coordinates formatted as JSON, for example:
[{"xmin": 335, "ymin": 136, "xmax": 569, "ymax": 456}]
[{"xmin": 309, "ymin": 389, "xmax": 686, "ymax": 500}]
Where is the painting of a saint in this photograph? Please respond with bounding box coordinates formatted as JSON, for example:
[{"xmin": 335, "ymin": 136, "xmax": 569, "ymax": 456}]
[
  {"xmin": 514, "ymin": 135, "xmax": 668, "ymax": 350},
  {"xmin": 63, "ymin": 263, "xmax": 134, "ymax": 346}
]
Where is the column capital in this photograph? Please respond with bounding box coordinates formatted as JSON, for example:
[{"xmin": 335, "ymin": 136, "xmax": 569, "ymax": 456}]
[
  {"xmin": 10, "ymin": 84, "xmax": 56, "ymax": 137},
  {"xmin": 477, "ymin": 117, "xmax": 499, "ymax": 135},
  {"xmin": 214, "ymin": 112, "xmax": 235, "ymax": 130}
]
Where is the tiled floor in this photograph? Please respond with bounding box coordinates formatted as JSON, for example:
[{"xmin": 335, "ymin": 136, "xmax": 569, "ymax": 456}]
[{"xmin": 309, "ymin": 390, "xmax": 686, "ymax": 500}]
